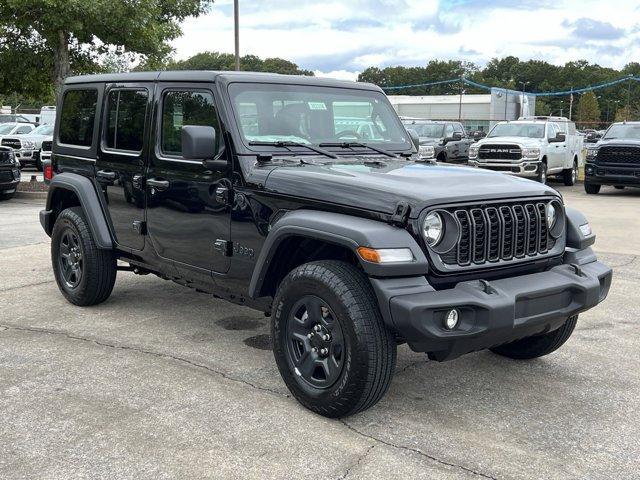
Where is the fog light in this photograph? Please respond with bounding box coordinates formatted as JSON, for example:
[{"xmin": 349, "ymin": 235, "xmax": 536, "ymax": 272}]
[{"xmin": 444, "ymin": 309, "xmax": 459, "ymax": 330}]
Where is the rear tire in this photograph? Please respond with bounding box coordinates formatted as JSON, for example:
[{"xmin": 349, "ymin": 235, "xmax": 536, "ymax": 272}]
[
  {"xmin": 490, "ymin": 315, "xmax": 578, "ymax": 360},
  {"xmin": 51, "ymin": 207, "xmax": 117, "ymax": 306},
  {"xmin": 272, "ymin": 260, "xmax": 397, "ymax": 418},
  {"xmin": 585, "ymin": 183, "xmax": 601, "ymax": 194},
  {"xmin": 563, "ymin": 160, "xmax": 578, "ymax": 186}
]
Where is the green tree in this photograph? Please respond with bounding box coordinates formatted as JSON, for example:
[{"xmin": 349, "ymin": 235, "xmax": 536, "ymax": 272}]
[
  {"xmin": 165, "ymin": 51, "xmax": 314, "ymax": 75},
  {"xmin": 0, "ymin": 0, "xmax": 213, "ymax": 94},
  {"xmin": 576, "ymin": 91, "xmax": 601, "ymax": 128}
]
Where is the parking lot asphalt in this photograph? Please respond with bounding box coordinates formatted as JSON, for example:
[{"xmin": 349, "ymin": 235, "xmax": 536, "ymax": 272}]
[{"xmin": 1, "ymin": 184, "xmax": 639, "ymax": 479}]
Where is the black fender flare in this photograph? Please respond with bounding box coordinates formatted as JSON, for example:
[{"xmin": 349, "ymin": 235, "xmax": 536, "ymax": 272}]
[
  {"xmin": 43, "ymin": 172, "xmax": 113, "ymax": 249},
  {"xmin": 565, "ymin": 206, "xmax": 595, "ymax": 250},
  {"xmin": 248, "ymin": 210, "xmax": 428, "ymax": 299}
]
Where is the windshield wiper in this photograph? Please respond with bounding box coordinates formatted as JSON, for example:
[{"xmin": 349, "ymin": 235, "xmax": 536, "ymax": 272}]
[
  {"xmin": 318, "ymin": 142, "xmax": 398, "ymax": 158},
  {"xmin": 249, "ymin": 141, "xmax": 338, "ymax": 159}
]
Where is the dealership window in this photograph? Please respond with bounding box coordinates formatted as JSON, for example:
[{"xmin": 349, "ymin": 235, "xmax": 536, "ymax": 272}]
[
  {"xmin": 105, "ymin": 89, "xmax": 148, "ymax": 152},
  {"xmin": 59, "ymin": 89, "xmax": 98, "ymax": 147},
  {"xmin": 161, "ymin": 90, "xmax": 219, "ymax": 157}
]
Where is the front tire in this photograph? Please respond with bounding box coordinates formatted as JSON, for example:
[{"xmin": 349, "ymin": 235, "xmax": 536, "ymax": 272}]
[
  {"xmin": 272, "ymin": 260, "xmax": 397, "ymax": 418},
  {"xmin": 0, "ymin": 190, "xmax": 16, "ymax": 200},
  {"xmin": 536, "ymin": 161, "xmax": 547, "ymax": 184},
  {"xmin": 490, "ymin": 315, "xmax": 578, "ymax": 360},
  {"xmin": 585, "ymin": 183, "xmax": 601, "ymax": 194},
  {"xmin": 563, "ymin": 160, "xmax": 578, "ymax": 186},
  {"xmin": 51, "ymin": 207, "xmax": 117, "ymax": 306}
]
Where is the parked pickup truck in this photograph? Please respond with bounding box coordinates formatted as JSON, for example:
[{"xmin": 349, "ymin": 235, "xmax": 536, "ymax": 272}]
[
  {"xmin": 1, "ymin": 124, "xmax": 53, "ymax": 170},
  {"xmin": 469, "ymin": 117, "xmax": 582, "ymax": 185},
  {"xmin": 401, "ymin": 118, "xmax": 477, "ymax": 163},
  {"xmin": 40, "ymin": 72, "xmax": 611, "ymax": 417}
]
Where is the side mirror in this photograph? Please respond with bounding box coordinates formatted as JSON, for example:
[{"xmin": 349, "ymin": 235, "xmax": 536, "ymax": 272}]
[
  {"xmin": 451, "ymin": 132, "xmax": 463, "ymax": 141},
  {"xmin": 549, "ymin": 132, "xmax": 566, "ymax": 143},
  {"xmin": 407, "ymin": 129, "xmax": 420, "ymax": 150},
  {"xmin": 181, "ymin": 125, "xmax": 227, "ymax": 170}
]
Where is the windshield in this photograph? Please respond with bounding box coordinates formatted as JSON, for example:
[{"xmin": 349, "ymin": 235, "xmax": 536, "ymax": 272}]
[
  {"xmin": 0, "ymin": 124, "xmax": 16, "ymax": 134},
  {"xmin": 32, "ymin": 124, "xmax": 54, "ymax": 135},
  {"xmin": 488, "ymin": 123, "xmax": 545, "ymax": 138},
  {"xmin": 229, "ymin": 83, "xmax": 411, "ymax": 152},
  {"xmin": 402, "ymin": 122, "xmax": 444, "ymax": 138},
  {"xmin": 603, "ymin": 124, "xmax": 640, "ymax": 140}
]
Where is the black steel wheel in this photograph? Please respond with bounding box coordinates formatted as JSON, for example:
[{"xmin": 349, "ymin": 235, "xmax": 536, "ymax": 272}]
[
  {"xmin": 285, "ymin": 295, "xmax": 345, "ymax": 389},
  {"xmin": 51, "ymin": 207, "xmax": 117, "ymax": 306},
  {"xmin": 537, "ymin": 161, "xmax": 547, "ymax": 184},
  {"xmin": 272, "ymin": 260, "xmax": 396, "ymax": 418},
  {"xmin": 57, "ymin": 228, "xmax": 84, "ymax": 289},
  {"xmin": 563, "ymin": 160, "xmax": 578, "ymax": 186}
]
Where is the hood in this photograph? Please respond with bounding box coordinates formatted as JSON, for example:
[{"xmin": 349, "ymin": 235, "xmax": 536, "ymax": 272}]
[
  {"xmin": 418, "ymin": 137, "xmax": 442, "ymax": 146},
  {"xmin": 263, "ymin": 158, "xmax": 559, "ymax": 217},
  {"xmin": 476, "ymin": 136, "xmax": 543, "ymax": 147},
  {"xmin": 594, "ymin": 138, "xmax": 640, "ymax": 148}
]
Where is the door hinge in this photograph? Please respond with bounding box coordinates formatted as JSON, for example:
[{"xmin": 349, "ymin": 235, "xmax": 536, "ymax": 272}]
[
  {"xmin": 132, "ymin": 220, "xmax": 147, "ymax": 235},
  {"xmin": 391, "ymin": 201, "xmax": 410, "ymax": 227},
  {"xmin": 214, "ymin": 239, "xmax": 232, "ymax": 257}
]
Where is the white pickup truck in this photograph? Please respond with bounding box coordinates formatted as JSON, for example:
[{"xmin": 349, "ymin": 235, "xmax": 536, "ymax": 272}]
[{"xmin": 468, "ymin": 116, "xmax": 582, "ymax": 185}]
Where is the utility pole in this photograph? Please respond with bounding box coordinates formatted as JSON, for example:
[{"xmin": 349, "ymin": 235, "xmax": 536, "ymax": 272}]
[
  {"xmin": 519, "ymin": 81, "xmax": 529, "ymax": 117},
  {"xmin": 458, "ymin": 80, "xmax": 465, "ymax": 122},
  {"xmin": 568, "ymin": 87, "xmax": 574, "ymax": 120},
  {"xmin": 626, "ymin": 73, "xmax": 633, "ymax": 121},
  {"xmin": 504, "ymin": 88, "xmax": 508, "ymax": 121},
  {"xmin": 234, "ymin": 0, "xmax": 240, "ymax": 71}
]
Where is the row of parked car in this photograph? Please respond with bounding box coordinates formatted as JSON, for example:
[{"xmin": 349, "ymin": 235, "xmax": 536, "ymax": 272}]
[
  {"xmin": 0, "ymin": 120, "xmax": 54, "ymax": 199},
  {"xmin": 403, "ymin": 116, "xmax": 640, "ymax": 193}
]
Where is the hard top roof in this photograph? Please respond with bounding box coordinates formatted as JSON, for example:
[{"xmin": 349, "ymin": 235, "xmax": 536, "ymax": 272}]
[{"xmin": 64, "ymin": 70, "xmax": 381, "ymax": 92}]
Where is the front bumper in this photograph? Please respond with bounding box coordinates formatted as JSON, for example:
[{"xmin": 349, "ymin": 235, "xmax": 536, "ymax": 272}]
[
  {"xmin": 469, "ymin": 159, "xmax": 540, "ymax": 177},
  {"xmin": 372, "ymin": 254, "xmax": 612, "ymax": 361},
  {"xmin": 0, "ymin": 168, "xmax": 21, "ymax": 191},
  {"xmin": 584, "ymin": 162, "xmax": 640, "ymax": 187},
  {"xmin": 14, "ymin": 149, "xmax": 37, "ymax": 164}
]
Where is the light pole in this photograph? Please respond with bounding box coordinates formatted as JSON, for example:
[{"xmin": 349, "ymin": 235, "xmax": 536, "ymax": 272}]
[
  {"xmin": 519, "ymin": 81, "xmax": 530, "ymax": 117},
  {"xmin": 234, "ymin": 0, "xmax": 240, "ymax": 71},
  {"xmin": 458, "ymin": 85, "xmax": 465, "ymax": 122},
  {"xmin": 626, "ymin": 73, "xmax": 633, "ymax": 121}
]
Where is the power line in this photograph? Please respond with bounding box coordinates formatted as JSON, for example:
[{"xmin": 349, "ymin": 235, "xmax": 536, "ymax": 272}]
[{"xmin": 381, "ymin": 75, "xmax": 640, "ymax": 97}]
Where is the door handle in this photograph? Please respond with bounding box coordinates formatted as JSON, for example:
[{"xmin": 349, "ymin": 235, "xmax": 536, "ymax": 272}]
[
  {"xmin": 147, "ymin": 178, "xmax": 170, "ymax": 191},
  {"xmin": 97, "ymin": 170, "xmax": 117, "ymax": 181}
]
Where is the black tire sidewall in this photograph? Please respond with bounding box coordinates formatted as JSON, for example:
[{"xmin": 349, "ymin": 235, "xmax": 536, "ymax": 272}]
[{"xmin": 51, "ymin": 210, "xmax": 91, "ymax": 301}]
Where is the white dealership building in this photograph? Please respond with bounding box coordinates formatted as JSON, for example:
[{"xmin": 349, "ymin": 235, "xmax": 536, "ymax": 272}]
[{"xmin": 388, "ymin": 88, "xmax": 536, "ymax": 133}]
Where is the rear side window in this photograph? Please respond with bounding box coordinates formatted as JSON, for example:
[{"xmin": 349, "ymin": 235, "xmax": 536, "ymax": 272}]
[
  {"xmin": 161, "ymin": 90, "xmax": 219, "ymax": 156},
  {"xmin": 105, "ymin": 89, "xmax": 148, "ymax": 152},
  {"xmin": 59, "ymin": 89, "xmax": 98, "ymax": 147}
]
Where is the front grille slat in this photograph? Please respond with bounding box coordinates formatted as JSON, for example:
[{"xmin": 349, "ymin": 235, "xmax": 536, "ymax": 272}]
[
  {"xmin": 440, "ymin": 200, "xmax": 558, "ymax": 269},
  {"xmin": 478, "ymin": 144, "xmax": 522, "ymax": 160},
  {"xmin": 596, "ymin": 146, "xmax": 640, "ymax": 166},
  {"xmin": 1, "ymin": 138, "xmax": 21, "ymax": 149}
]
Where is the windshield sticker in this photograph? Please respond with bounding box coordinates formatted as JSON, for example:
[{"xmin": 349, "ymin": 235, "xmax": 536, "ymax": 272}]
[{"xmin": 308, "ymin": 102, "xmax": 327, "ymax": 110}]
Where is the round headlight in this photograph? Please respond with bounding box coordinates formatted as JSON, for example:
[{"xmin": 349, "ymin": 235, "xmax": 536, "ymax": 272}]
[
  {"xmin": 423, "ymin": 212, "xmax": 444, "ymax": 246},
  {"xmin": 547, "ymin": 203, "xmax": 557, "ymax": 228}
]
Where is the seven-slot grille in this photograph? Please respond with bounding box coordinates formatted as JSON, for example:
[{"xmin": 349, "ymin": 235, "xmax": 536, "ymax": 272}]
[
  {"xmin": 1, "ymin": 138, "xmax": 21, "ymax": 149},
  {"xmin": 440, "ymin": 201, "xmax": 554, "ymax": 268},
  {"xmin": 478, "ymin": 144, "xmax": 522, "ymax": 160},
  {"xmin": 41, "ymin": 140, "xmax": 52, "ymax": 152},
  {"xmin": 596, "ymin": 146, "xmax": 640, "ymax": 166}
]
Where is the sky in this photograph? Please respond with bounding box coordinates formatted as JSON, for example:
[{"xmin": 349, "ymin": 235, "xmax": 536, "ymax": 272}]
[{"xmin": 172, "ymin": 0, "xmax": 640, "ymax": 80}]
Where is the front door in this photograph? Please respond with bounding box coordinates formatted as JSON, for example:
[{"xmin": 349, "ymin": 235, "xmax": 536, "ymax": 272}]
[
  {"xmin": 145, "ymin": 84, "xmax": 231, "ymax": 274},
  {"xmin": 96, "ymin": 84, "xmax": 151, "ymax": 250}
]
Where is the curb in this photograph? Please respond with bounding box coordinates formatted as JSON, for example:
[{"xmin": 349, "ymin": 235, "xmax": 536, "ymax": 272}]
[{"xmin": 15, "ymin": 190, "xmax": 48, "ymax": 200}]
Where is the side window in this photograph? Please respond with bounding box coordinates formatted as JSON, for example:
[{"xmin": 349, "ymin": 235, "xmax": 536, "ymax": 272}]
[
  {"xmin": 453, "ymin": 123, "xmax": 464, "ymax": 134},
  {"xmin": 445, "ymin": 124, "xmax": 455, "ymax": 137},
  {"xmin": 105, "ymin": 89, "xmax": 148, "ymax": 152},
  {"xmin": 161, "ymin": 90, "xmax": 219, "ymax": 157},
  {"xmin": 547, "ymin": 124, "xmax": 557, "ymax": 139},
  {"xmin": 59, "ymin": 89, "xmax": 98, "ymax": 147}
]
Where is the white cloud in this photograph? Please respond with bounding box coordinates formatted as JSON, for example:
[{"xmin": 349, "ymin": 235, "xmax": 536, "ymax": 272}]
[{"xmin": 173, "ymin": 0, "xmax": 640, "ymax": 76}]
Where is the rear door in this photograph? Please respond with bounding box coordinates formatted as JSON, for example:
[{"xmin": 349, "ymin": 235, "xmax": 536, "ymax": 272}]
[
  {"xmin": 95, "ymin": 83, "xmax": 152, "ymax": 250},
  {"xmin": 145, "ymin": 83, "xmax": 231, "ymax": 274}
]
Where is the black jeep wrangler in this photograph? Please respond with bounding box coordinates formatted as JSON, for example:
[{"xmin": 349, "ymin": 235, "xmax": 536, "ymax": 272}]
[
  {"xmin": 0, "ymin": 145, "xmax": 20, "ymax": 200},
  {"xmin": 40, "ymin": 72, "xmax": 612, "ymax": 418},
  {"xmin": 585, "ymin": 121, "xmax": 640, "ymax": 194}
]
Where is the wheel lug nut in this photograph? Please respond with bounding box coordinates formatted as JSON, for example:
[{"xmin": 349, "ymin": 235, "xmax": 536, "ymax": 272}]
[
  {"xmin": 320, "ymin": 348, "xmax": 328, "ymax": 356},
  {"xmin": 312, "ymin": 347, "xmax": 317, "ymax": 353},
  {"xmin": 307, "ymin": 333, "xmax": 313, "ymax": 339},
  {"xmin": 314, "ymin": 324, "xmax": 321, "ymax": 332},
  {"xmin": 323, "ymin": 334, "xmax": 330, "ymax": 341}
]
